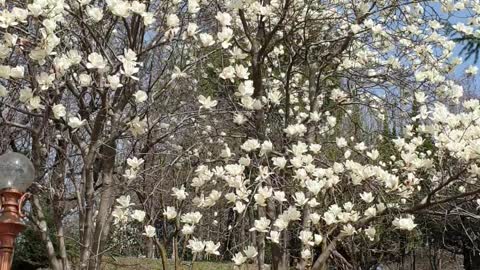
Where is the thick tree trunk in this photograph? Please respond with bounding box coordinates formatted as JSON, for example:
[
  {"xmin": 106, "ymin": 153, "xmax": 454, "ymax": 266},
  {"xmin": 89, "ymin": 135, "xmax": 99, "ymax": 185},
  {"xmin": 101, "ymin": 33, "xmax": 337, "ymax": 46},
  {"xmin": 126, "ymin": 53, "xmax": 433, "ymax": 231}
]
[
  {"xmin": 88, "ymin": 141, "xmax": 116, "ymax": 270},
  {"xmin": 464, "ymin": 246, "xmax": 480, "ymax": 270}
]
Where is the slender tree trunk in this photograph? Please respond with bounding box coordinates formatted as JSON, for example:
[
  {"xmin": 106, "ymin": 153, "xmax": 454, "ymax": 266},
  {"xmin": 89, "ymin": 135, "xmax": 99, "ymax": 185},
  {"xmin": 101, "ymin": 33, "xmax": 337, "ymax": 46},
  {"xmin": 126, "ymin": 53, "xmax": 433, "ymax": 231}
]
[
  {"xmin": 147, "ymin": 237, "xmax": 155, "ymax": 258},
  {"xmin": 155, "ymin": 238, "xmax": 168, "ymax": 270},
  {"xmin": 257, "ymin": 206, "xmax": 266, "ymax": 270},
  {"xmin": 32, "ymin": 196, "xmax": 62, "ymax": 270}
]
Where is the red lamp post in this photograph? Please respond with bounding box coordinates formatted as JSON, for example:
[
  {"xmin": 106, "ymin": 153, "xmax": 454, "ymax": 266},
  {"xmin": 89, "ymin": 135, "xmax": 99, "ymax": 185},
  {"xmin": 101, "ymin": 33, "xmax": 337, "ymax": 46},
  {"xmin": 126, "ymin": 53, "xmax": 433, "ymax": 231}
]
[{"xmin": 0, "ymin": 153, "xmax": 35, "ymax": 270}]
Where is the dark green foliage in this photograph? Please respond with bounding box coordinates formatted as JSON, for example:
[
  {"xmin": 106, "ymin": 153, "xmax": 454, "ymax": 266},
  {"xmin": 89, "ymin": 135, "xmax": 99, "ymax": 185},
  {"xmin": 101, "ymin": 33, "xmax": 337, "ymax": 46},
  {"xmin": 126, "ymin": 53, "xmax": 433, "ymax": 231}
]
[{"xmin": 13, "ymin": 225, "xmax": 50, "ymax": 270}]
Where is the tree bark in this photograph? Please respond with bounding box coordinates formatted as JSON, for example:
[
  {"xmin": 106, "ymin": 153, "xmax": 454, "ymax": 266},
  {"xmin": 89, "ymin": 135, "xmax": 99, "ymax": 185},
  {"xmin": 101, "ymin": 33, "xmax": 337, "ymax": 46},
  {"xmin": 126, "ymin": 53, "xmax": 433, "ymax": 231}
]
[{"xmin": 463, "ymin": 246, "xmax": 480, "ymax": 270}]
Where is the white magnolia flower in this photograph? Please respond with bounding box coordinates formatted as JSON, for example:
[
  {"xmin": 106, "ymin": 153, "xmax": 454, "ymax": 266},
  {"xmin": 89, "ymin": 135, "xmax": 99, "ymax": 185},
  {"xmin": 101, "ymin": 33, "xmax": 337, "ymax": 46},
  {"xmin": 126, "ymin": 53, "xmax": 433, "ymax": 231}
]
[
  {"xmin": 243, "ymin": 246, "xmax": 258, "ymax": 258},
  {"xmin": 182, "ymin": 224, "xmax": 195, "ymax": 235},
  {"xmin": 78, "ymin": 73, "xmax": 92, "ymax": 87},
  {"xmin": 241, "ymin": 139, "xmax": 260, "ymax": 152},
  {"xmin": 163, "ymin": 206, "xmax": 177, "ymax": 220},
  {"xmin": 127, "ymin": 157, "xmax": 144, "ymax": 169},
  {"xmin": 268, "ymin": 231, "xmax": 280, "ymax": 243},
  {"xmin": 133, "ymin": 90, "xmax": 148, "ymax": 103},
  {"xmin": 249, "ymin": 217, "xmax": 270, "ymax": 232},
  {"xmin": 204, "ymin": 241, "xmax": 221, "ymax": 255},
  {"xmin": 166, "ymin": 14, "xmax": 179, "ymax": 28},
  {"xmin": 52, "ymin": 104, "xmax": 66, "ymax": 119},
  {"xmin": 465, "ymin": 65, "xmax": 478, "ymax": 76},
  {"xmin": 299, "ymin": 230, "xmax": 314, "ymax": 246},
  {"xmin": 233, "ymin": 201, "xmax": 246, "ymax": 213},
  {"xmin": 235, "ymin": 64, "xmax": 249, "ymax": 79},
  {"xmin": 141, "ymin": 12, "xmax": 155, "ymax": 26},
  {"xmin": 220, "ymin": 66, "xmax": 235, "ymax": 81},
  {"xmin": 128, "ymin": 117, "xmax": 147, "ymax": 137},
  {"xmin": 365, "ymin": 226, "xmax": 376, "ymax": 241},
  {"xmin": 188, "ymin": 0, "xmax": 200, "ymax": 13},
  {"xmin": 112, "ymin": 207, "xmax": 129, "ymax": 224},
  {"xmin": 198, "ymin": 95, "xmax": 218, "ymax": 110},
  {"xmin": 232, "ymin": 252, "xmax": 247, "ymax": 265},
  {"xmin": 199, "ymin": 33, "xmax": 215, "ymax": 47},
  {"xmin": 0, "ymin": 85, "xmax": 7, "ymax": 97},
  {"xmin": 107, "ymin": 75, "xmax": 123, "ymax": 90},
  {"xmin": 131, "ymin": 210, "xmax": 146, "ymax": 222},
  {"xmin": 10, "ymin": 66, "xmax": 24, "ymax": 78},
  {"xmin": 87, "ymin": 6, "xmax": 103, "ymax": 22},
  {"xmin": 187, "ymin": 238, "xmax": 205, "ymax": 253},
  {"xmin": 359, "ymin": 192, "xmax": 374, "ymax": 203},
  {"xmin": 86, "ymin": 52, "xmax": 107, "ymax": 70},
  {"xmin": 130, "ymin": 1, "xmax": 146, "ymax": 14},
  {"xmin": 215, "ymin": 12, "xmax": 232, "ymax": 26},
  {"xmin": 108, "ymin": 0, "xmax": 130, "ymax": 17},
  {"xmin": 172, "ymin": 186, "xmax": 188, "ymax": 200},
  {"xmin": 181, "ymin": 212, "xmax": 202, "ymax": 224},
  {"xmin": 123, "ymin": 169, "xmax": 137, "ymax": 180},
  {"xmin": 143, "ymin": 225, "xmax": 156, "ymax": 237},
  {"xmin": 393, "ymin": 216, "xmax": 417, "ymax": 231},
  {"xmin": 68, "ymin": 117, "xmax": 86, "ymax": 129},
  {"xmin": 301, "ymin": 249, "xmax": 312, "ymax": 259},
  {"xmin": 341, "ymin": 224, "xmax": 357, "ymax": 236},
  {"xmin": 116, "ymin": 195, "xmax": 134, "ymax": 208}
]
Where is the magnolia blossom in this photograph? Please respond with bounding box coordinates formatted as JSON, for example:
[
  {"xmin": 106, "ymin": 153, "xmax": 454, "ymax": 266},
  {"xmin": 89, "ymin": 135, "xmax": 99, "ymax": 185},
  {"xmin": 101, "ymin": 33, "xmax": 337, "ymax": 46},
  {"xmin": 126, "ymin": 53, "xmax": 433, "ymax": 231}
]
[
  {"xmin": 199, "ymin": 33, "xmax": 215, "ymax": 47},
  {"xmin": 52, "ymin": 104, "xmax": 67, "ymax": 119},
  {"xmin": 243, "ymin": 246, "xmax": 258, "ymax": 258},
  {"xmin": 131, "ymin": 210, "xmax": 146, "ymax": 222},
  {"xmin": 198, "ymin": 95, "xmax": 218, "ymax": 110},
  {"xmin": 87, "ymin": 6, "xmax": 103, "ymax": 22},
  {"xmin": 143, "ymin": 225, "xmax": 156, "ymax": 238},
  {"xmin": 0, "ymin": 85, "xmax": 7, "ymax": 97},
  {"xmin": 204, "ymin": 241, "xmax": 221, "ymax": 255},
  {"xmin": 163, "ymin": 206, "xmax": 177, "ymax": 220},
  {"xmin": 232, "ymin": 252, "xmax": 247, "ymax": 265},
  {"xmin": 187, "ymin": 238, "xmax": 205, "ymax": 253},
  {"xmin": 86, "ymin": 52, "xmax": 107, "ymax": 70},
  {"xmin": 116, "ymin": 195, "xmax": 134, "ymax": 208},
  {"xmin": 107, "ymin": 74, "xmax": 123, "ymax": 90},
  {"xmin": 127, "ymin": 117, "xmax": 147, "ymax": 137},
  {"xmin": 133, "ymin": 90, "xmax": 148, "ymax": 103},
  {"xmin": 166, "ymin": 14, "xmax": 179, "ymax": 28},
  {"xmin": 172, "ymin": 186, "xmax": 188, "ymax": 200},
  {"xmin": 215, "ymin": 12, "xmax": 232, "ymax": 26},
  {"xmin": 127, "ymin": 157, "xmax": 144, "ymax": 169},
  {"xmin": 68, "ymin": 117, "xmax": 86, "ymax": 129},
  {"xmin": 249, "ymin": 217, "xmax": 270, "ymax": 232},
  {"xmin": 393, "ymin": 216, "xmax": 417, "ymax": 231}
]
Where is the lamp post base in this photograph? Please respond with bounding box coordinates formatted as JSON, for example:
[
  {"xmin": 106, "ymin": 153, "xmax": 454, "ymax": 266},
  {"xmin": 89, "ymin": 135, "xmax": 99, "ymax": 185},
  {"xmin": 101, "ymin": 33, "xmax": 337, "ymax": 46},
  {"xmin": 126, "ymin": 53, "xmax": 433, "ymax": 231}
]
[{"xmin": 0, "ymin": 189, "xmax": 26, "ymax": 270}]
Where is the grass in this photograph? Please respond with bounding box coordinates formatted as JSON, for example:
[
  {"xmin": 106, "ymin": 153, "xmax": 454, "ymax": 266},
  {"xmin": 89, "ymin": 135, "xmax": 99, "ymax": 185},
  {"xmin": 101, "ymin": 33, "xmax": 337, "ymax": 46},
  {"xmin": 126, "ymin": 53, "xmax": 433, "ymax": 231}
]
[{"xmin": 102, "ymin": 257, "xmax": 236, "ymax": 270}]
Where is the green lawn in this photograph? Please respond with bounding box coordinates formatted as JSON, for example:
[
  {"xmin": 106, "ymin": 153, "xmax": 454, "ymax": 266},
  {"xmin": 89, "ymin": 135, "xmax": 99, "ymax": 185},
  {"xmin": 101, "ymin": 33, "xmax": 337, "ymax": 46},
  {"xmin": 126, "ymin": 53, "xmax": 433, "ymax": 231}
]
[{"xmin": 102, "ymin": 257, "xmax": 237, "ymax": 270}]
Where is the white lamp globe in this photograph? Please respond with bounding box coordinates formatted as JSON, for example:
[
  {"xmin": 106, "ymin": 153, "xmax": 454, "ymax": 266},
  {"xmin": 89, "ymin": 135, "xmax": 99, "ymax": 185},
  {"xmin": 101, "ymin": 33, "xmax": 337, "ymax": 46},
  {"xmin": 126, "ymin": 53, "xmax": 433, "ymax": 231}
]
[{"xmin": 0, "ymin": 152, "xmax": 35, "ymax": 192}]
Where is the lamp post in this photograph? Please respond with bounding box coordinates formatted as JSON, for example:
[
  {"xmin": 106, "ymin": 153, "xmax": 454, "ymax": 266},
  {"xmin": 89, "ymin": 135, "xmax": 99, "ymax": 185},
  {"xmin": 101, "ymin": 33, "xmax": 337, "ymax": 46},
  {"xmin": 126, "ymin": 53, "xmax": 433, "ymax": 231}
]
[{"xmin": 0, "ymin": 152, "xmax": 35, "ymax": 270}]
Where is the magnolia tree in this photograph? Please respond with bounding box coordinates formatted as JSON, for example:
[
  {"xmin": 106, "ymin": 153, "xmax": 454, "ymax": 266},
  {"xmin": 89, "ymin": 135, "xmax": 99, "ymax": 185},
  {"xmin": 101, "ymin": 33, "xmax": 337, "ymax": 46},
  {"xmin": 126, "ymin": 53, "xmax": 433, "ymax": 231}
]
[{"xmin": 1, "ymin": 0, "xmax": 480, "ymax": 270}]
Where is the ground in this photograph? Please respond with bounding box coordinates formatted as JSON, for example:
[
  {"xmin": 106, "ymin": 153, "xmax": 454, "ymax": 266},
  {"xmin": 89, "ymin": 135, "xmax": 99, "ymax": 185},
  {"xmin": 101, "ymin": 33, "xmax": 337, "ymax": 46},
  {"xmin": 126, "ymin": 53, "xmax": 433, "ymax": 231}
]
[{"xmin": 102, "ymin": 257, "xmax": 237, "ymax": 270}]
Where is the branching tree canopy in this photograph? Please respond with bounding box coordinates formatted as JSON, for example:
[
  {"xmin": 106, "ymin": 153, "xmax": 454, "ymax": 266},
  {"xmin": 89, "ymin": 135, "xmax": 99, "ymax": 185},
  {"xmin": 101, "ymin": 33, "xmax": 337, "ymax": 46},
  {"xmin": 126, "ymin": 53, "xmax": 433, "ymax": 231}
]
[{"xmin": 1, "ymin": 0, "xmax": 480, "ymax": 270}]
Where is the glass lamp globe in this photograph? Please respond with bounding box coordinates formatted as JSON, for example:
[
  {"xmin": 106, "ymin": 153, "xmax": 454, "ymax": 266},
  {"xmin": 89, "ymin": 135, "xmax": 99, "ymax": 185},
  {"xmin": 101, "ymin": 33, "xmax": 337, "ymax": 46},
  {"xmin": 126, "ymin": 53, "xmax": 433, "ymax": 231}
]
[{"xmin": 0, "ymin": 152, "xmax": 35, "ymax": 192}]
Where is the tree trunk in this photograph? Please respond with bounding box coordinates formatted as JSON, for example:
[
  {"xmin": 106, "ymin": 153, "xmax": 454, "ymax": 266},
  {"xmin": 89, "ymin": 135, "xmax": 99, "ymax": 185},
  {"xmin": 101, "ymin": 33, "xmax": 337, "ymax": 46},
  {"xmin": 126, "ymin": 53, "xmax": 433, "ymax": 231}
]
[
  {"xmin": 32, "ymin": 196, "xmax": 62, "ymax": 270},
  {"xmin": 147, "ymin": 237, "xmax": 155, "ymax": 258},
  {"xmin": 463, "ymin": 246, "xmax": 480, "ymax": 270},
  {"xmin": 88, "ymin": 141, "xmax": 116, "ymax": 270}
]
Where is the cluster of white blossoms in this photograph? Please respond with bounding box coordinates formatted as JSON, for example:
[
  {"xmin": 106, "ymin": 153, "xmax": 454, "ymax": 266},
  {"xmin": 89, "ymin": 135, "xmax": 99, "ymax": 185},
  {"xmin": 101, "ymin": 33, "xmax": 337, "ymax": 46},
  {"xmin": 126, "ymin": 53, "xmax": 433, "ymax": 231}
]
[
  {"xmin": 112, "ymin": 195, "xmax": 158, "ymax": 238},
  {"xmin": 123, "ymin": 157, "xmax": 144, "ymax": 180},
  {"xmin": 160, "ymin": 0, "xmax": 480, "ymax": 265},
  {"xmin": 186, "ymin": 238, "xmax": 221, "ymax": 256},
  {"xmin": 3, "ymin": 0, "xmax": 480, "ymax": 267}
]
